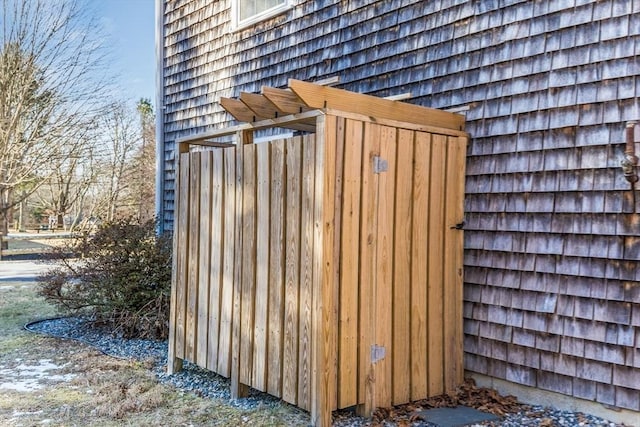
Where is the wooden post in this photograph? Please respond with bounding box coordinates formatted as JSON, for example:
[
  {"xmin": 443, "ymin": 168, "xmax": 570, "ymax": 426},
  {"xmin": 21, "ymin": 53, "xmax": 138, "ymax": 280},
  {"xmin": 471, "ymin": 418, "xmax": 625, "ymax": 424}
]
[
  {"xmin": 231, "ymin": 131, "xmax": 251, "ymax": 398},
  {"xmin": 168, "ymin": 142, "xmax": 190, "ymax": 374},
  {"xmin": 311, "ymin": 115, "xmax": 337, "ymax": 427}
]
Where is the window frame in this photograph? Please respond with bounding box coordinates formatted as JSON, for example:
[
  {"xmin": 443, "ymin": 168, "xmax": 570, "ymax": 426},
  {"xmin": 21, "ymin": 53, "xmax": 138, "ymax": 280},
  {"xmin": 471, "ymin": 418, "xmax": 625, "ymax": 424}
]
[{"xmin": 232, "ymin": 0, "xmax": 293, "ymax": 30}]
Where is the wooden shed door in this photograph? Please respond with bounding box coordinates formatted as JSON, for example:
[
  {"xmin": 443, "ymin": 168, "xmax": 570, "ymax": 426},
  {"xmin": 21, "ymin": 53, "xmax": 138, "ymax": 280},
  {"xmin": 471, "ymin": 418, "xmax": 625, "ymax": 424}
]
[{"xmin": 336, "ymin": 121, "xmax": 466, "ymax": 413}]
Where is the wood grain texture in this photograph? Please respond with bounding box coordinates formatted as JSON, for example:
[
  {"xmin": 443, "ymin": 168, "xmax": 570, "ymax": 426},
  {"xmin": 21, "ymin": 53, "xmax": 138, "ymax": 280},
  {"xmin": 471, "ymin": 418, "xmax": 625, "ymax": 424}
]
[
  {"xmin": 221, "ymin": 97, "xmax": 263, "ymax": 122},
  {"xmin": 186, "ymin": 152, "xmax": 201, "ymax": 363},
  {"xmin": 427, "ymin": 134, "xmax": 446, "ymax": 396},
  {"xmin": 282, "ymin": 137, "xmax": 302, "ymax": 405},
  {"xmin": 240, "ymin": 143, "xmax": 257, "ymax": 387},
  {"xmin": 410, "ymin": 132, "xmax": 431, "ymax": 400},
  {"xmin": 443, "ymin": 136, "xmax": 467, "ymax": 390},
  {"xmin": 310, "ymin": 114, "xmax": 334, "ymax": 426},
  {"xmin": 331, "ymin": 118, "xmax": 345, "ymax": 412},
  {"xmin": 374, "ymin": 125, "xmax": 397, "ymax": 409},
  {"xmin": 231, "ymin": 137, "xmax": 248, "ymax": 399},
  {"xmin": 337, "ymin": 119, "xmax": 363, "ymax": 409},
  {"xmin": 392, "ymin": 129, "xmax": 414, "ymax": 404},
  {"xmin": 267, "ymin": 139, "xmax": 286, "ymax": 397},
  {"xmin": 169, "ymin": 120, "xmax": 469, "ymax": 420},
  {"xmin": 252, "ymin": 142, "xmax": 270, "ymax": 392},
  {"xmin": 207, "ymin": 150, "xmax": 224, "ymax": 371},
  {"xmin": 356, "ymin": 122, "xmax": 380, "ymax": 417},
  {"xmin": 168, "ymin": 145, "xmax": 190, "ymax": 373},
  {"xmin": 261, "ymin": 86, "xmax": 311, "ymax": 114},
  {"xmin": 298, "ymin": 134, "xmax": 316, "ymax": 411},
  {"xmin": 197, "ymin": 152, "xmax": 212, "ymax": 369},
  {"xmin": 289, "ymin": 79, "xmax": 465, "ymax": 131},
  {"xmin": 218, "ymin": 147, "xmax": 236, "ymax": 377}
]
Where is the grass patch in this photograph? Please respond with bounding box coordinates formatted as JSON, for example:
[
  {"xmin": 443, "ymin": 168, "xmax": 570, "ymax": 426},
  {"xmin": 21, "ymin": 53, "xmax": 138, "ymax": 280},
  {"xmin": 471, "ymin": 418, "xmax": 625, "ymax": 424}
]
[
  {"xmin": 0, "ymin": 283, "xmax": 58, "ymax": 354},
  {"xmin": 0, "ymin": 275, "xmax": 310, "ymax": 426}
]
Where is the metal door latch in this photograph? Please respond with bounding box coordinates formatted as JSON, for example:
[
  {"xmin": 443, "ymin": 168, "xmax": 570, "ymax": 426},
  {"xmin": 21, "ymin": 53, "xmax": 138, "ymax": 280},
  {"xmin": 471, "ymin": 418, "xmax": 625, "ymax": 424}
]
[{"xmin": 450, "ymin": 221, "xmax": 465, "ymax": 230}]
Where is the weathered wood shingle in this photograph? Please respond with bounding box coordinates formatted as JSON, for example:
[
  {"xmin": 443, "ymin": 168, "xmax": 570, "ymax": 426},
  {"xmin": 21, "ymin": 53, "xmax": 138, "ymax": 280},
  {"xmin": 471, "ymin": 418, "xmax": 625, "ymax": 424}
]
[{"xmin": 161, "ymin": 0, "xmax": 640, "ymax": 412}]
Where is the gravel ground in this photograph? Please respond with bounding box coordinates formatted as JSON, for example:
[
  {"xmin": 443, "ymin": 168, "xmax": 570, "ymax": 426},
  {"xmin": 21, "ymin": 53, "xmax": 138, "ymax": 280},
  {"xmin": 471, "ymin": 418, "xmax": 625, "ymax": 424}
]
[{"xmin": 26, "ymin": 317, "xmax": 623, "ymax": 427}]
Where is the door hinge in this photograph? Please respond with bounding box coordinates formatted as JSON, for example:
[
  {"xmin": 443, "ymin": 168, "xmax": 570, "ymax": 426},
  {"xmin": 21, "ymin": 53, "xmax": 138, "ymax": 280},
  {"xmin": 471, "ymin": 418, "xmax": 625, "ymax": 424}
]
[
  {"xmin": 373, "ymin": 156, "xmax": 388, "ymax": 174},
  {"xmin": 371, "ymin": 345, "xmax": 386, "ymax": 363}
]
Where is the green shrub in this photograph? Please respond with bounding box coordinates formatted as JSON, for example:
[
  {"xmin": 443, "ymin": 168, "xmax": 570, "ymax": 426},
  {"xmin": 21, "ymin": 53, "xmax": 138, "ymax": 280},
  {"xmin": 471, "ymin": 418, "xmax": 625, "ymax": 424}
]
[{"xmin": 38, "ymin": 218, "xmax": 172, "ymax": 339}]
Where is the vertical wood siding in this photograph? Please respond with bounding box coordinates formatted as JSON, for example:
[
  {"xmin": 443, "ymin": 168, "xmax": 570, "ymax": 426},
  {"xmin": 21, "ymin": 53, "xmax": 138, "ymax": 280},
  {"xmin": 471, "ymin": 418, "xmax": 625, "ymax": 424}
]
[
  {"xmin": 168, "ymin": 120, "xmax": 467, "ymax": 420},
  {"xmin": 163, "ymin": 0, "xmax": 640, "ymax": 413}
]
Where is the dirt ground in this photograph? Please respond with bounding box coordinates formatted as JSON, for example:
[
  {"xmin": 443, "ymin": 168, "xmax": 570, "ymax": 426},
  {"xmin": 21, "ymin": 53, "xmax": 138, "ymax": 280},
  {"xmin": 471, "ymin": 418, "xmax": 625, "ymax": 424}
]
[{"xmin": 0, "ymin": 273, "xmax": 309, "ymax": 426}]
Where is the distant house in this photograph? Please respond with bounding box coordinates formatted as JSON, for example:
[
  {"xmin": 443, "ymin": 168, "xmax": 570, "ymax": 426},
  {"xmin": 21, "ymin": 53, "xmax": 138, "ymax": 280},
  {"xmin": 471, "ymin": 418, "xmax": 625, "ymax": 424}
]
[{"xmin": 156, "ymin": 0, "xmax": 640, "ymax": 423}]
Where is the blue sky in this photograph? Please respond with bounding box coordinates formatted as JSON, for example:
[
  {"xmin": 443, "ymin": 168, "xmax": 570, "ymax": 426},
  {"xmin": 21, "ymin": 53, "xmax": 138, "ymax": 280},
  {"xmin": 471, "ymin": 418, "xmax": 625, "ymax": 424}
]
[{"xmin": 92, "ymin": 0, "xmax": 156, "ymax": 105}]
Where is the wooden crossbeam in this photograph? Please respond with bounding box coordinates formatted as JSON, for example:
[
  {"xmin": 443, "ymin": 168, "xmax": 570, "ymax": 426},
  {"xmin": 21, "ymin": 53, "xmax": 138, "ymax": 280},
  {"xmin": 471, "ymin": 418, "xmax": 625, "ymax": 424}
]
[
  {"xmin": 240, "ymin": 91, "xmax": 316, "ymax": 132},
  {"xmin": 220, "ymin": 97, "xmax": 262, "ymax": 122},
  {"xmin": 261, "ymin": 86, "xmax": 311, "ymax": 115},
  {"xmin": 288, "ymin": 79, "xmax": 465, "ymax": 131},
  {"xmin": 239, "ymin": 92, "xmax": 280, "ymax": 119}
]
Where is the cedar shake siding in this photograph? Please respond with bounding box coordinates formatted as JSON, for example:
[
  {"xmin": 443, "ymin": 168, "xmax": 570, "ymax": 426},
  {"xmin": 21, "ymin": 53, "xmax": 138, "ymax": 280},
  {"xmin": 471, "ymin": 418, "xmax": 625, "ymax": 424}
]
[{"xmin": 160, "ymin": 0, "xmax": 640, "ymax": 412}]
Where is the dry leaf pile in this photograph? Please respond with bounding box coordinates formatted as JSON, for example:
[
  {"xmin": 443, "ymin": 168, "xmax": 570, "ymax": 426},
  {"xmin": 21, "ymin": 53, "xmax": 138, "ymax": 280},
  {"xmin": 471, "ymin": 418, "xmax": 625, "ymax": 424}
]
[{"xmin": 354, "ymin": 378, "xmax": 527, "ymax": 425}]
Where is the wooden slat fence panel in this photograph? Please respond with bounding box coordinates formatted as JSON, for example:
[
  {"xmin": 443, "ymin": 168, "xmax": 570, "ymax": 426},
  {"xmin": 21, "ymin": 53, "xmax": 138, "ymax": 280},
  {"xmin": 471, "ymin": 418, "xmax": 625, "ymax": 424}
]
[
  {"xmin": 169, "ymin": 137, "xmax": 317, "ymax": 404},
  {"xmin": 167, "ymin": 121, "xmax": 466, "ymax": 425}
]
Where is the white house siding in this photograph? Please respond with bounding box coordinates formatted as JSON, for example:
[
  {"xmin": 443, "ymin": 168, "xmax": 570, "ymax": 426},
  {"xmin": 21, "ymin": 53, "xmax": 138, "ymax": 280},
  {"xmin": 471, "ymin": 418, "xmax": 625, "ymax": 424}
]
[{"xmin": 160, "ymin": 0, "xmax": 640, "ymax": 411}]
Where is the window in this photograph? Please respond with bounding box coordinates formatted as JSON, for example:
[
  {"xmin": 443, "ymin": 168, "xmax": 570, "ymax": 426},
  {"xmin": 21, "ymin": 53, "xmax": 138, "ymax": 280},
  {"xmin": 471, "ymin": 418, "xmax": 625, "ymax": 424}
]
[{"xmin": 233, "ymin": 0, "xmax": 292, "ymax": 29}]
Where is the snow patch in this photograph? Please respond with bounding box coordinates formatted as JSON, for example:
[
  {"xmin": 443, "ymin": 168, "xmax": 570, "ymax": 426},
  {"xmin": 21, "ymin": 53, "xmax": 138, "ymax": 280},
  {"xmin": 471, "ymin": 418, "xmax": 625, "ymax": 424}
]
[{"xmin": 0, "ymin": 359, "xmax": 76, "ymax": 392}]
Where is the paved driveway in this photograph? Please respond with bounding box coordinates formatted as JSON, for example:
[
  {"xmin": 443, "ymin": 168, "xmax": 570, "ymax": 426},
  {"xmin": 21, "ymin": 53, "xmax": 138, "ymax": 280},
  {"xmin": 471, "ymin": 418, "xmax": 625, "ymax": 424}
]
[{"xmin": 0, "ymin": 261, "xmax": 54, "ymax": 282}]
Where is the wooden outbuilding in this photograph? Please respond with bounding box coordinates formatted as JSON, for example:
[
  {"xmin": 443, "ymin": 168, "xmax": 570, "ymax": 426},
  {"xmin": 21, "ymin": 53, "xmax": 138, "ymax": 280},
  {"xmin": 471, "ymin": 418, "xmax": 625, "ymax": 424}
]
[{"xmin": 168, "ymin": 80, "xmax": 468, "ymax": 426}]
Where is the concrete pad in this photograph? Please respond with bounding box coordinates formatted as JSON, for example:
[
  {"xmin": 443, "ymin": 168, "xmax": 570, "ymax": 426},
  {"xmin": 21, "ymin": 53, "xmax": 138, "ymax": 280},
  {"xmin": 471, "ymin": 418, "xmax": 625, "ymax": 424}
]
[{"xmin": 414, "ymin": 406, "xmax": 500, "ymax": 427}]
